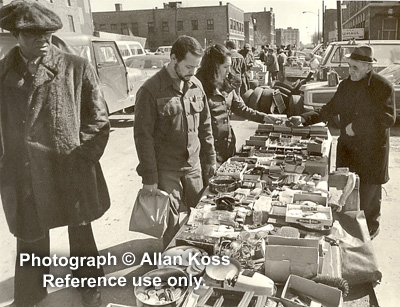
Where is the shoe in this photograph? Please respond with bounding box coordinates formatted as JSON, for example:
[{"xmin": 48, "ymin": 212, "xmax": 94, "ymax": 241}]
[
  {"xmin": 79, "ymin": 287, "xmax": 102, "ymax": 307},
  {"xmin": 369, "ymin": 227, "xmax": 380, "ymax": 240}
]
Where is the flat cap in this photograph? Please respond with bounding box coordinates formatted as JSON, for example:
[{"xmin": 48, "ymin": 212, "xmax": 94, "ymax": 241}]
[{"xmin": 0, "ymin": 0, "xmax": 62, "ymax": 32}]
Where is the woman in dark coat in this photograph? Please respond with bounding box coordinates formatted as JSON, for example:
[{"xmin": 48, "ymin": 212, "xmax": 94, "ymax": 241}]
[{"xmin": 196, "ymin": 44, "xmax": 276, "ymax": 171}]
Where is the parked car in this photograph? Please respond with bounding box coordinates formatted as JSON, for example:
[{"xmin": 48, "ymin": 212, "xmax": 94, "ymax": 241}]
[
  {"xmin": 155, "ymin": 45, "xmax": 172, "ymax": 55},
  {"xmin": 116, "ymin": 40, "xmax": 146, "ymax": 61},
  {"xmin": 126, "ymin": 54, "xmax": 170, "ymax": 80},
  {"xmin": 0, "ymin": 33, "xmax": 147, "ymax": 113},
  {"xmin": 317, "ymin": 40, "xmax": 400, "ymax": 81}
]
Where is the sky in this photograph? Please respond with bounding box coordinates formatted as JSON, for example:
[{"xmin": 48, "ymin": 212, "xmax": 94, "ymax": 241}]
[{"xmin": 90, "ymin": 0, "xmax": 339, "ymax": 44}]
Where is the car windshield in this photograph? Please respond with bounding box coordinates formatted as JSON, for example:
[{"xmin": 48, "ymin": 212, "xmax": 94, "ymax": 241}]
[{"xmin": 379, "ymin": 62, "xmax": 400, "ymax": 84}]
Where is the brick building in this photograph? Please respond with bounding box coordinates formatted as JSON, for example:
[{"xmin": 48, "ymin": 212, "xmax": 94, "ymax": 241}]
[
  {"xmin": 0, "ymin": 0, "xmax": 94, "ymax": 35},
  {"xmin": 92, "ymin": 2, "xmax": 245, "ymax": 51},
  {"xmin": 244, "ymin": 8, "xmax": 275, "ymax": 48},
  {"xmin": 276, "ymin": 27, "xmax": 299, "ymax": 48},
  {"xmin": 342, "ymin": 1, "xmax": 400, "ymax": 40},
  {"xmin": 244, "ymin": 14, "xmax": 255, "ymax": 46}
]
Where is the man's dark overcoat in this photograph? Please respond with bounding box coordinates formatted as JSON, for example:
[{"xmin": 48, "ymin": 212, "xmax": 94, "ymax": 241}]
[
  {"xmin": 0, "ymin": 45, "xmax": 110, "ymax": 241},
  {"xmin": 302, "ymin": 71, "xmax": 396, "ymax": 184}
]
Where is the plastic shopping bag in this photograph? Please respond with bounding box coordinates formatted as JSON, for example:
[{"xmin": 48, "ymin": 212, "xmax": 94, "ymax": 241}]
[
  {"xmin": 129, "ymin": 189, "xmax": 170, "ymax": 238},
  {"xmin": 329, "ymin": 210, "xmax": 382, "ymax": 285}
]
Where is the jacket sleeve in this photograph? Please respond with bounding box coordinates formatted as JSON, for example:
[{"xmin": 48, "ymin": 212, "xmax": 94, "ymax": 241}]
[
  {"xmin": 231, "ymin": 91, "xmax": 266, "ymax": 123},
  {"xmin": 199, "ymin": 94, "xmax": 216, "ymax": 166},
  {"xmin": 352, "ymin": 80, "xmax": 396, "ymax": 136},
  {"xmin": 134, "ymin": 87, "xmax": 159, "ymax": 184},
  {"xmin": 301, "ymin": 82, "xmax": 343, "ymax": 125},
  {"xmin": 78, "ymin": 61, "xmax": 110, "ymax": 162}
]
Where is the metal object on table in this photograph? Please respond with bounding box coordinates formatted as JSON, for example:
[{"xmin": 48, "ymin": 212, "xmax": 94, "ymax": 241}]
[{"xmin": 209, "ymin": 175, "xmax": 238, "ymax": 194}]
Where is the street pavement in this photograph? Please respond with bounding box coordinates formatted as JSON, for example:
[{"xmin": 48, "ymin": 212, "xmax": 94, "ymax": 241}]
[{"xmin": 0, "ymin": 114, "xmax": 399, "ymax": 306}]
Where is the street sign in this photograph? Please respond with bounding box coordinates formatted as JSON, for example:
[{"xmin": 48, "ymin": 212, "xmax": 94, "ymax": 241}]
[{"xmin": 342, "ymin": 28, "xmax": 364, "ymax": 39}]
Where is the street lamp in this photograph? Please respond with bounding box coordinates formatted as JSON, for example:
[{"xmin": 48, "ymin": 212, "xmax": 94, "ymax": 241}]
[{"xmin": 303, "ymin": 10, "xmax": 320, "ymax": 44}]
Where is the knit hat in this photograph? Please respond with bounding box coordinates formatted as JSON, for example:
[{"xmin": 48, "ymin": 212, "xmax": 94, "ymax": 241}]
[{"xmin": 0, "ymin": 0, "xmax": 62, "ymax": 32}]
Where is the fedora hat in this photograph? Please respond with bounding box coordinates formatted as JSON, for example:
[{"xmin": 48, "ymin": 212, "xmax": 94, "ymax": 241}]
[
  {"xmin": 0, "ymin": 0, "xmax": 62, "ymax": 32},
  {"xmin": 346, "ymin": 45, "xmax": 377, "ymax": 63}
]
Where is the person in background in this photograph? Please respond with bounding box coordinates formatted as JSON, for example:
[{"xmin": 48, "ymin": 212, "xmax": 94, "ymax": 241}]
[
  {"xmin": 225, "ymin": 40, "xmax": 247, "ymax": 95},
  {"xmin": 0, "ymin": 1, "xmax": 110, "ymax": 306},
  {"xmin": 287, "ymin": 44, "xmax": 293, "ymax": 57},
  {"xmin": 266, "ymin": 47, "xmax": 279, "ymax": 85},
  {"xmin": 309, "ymin": 53, "xmax": 320, "ymax": 80},
  {"xmin": 289, "ymin": 45, "xmax": 396, "ymax": 239},
  {"xmin": 239, "ymin": 43, "xmax": 255, "ymax": 72},
  {"xmin": 134, "ymin": 36, "xmax": 216, "ymax": 247},
  {"xmin": 277, "ymin": 48, "xmax": 287, "ymax": 82},
  {"xmin": 196, "ymin": 44, "xmax": 278, "ymax": 168},
  {"xmin": 259, "ymin": 45, "xmax": 266, "ymax": 63}
]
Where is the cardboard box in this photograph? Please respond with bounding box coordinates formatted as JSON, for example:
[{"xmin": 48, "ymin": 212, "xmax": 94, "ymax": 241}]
[
  {"xmin": 265, "ymin": 244, "xmax": 319, "ymax": 283},
  {"xmin": 286, "ymin": 204, "xmax": 333, "ymax": 227},
  {"xmin": 304, "ymin": 156, "xmax": 329, "ymax": 176},
  {"xmin": 293, "ymin": 193, "xmax": 328, "ymax": 206},
  {"xmin": 217, "ymin": 161, "xmax": 247, "ymax": 180},
  {"xmin": 281, "ymin": 275, "xmax": 343, "ymax": 307}
]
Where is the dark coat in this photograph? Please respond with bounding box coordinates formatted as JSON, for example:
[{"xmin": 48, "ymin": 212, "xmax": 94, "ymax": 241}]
[
  {"xmin": 302, "ymin": 71, "xmax": 396, "ymax": 184},
  {"xmin": 0, "ymin": 46, "xmax": 110, "ymax": 241},
  {"xmin": 195, "ymin": 80, "xmax": 265, "ymax": 164}
]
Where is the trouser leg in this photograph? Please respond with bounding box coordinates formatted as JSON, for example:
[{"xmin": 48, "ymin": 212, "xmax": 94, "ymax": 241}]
[
  {"xmin": 359, "ymin": 183, "xmax": 382, "ymax": 234},
  {"xmin": 68, "ymin": 224, "xmax": 104, "ymax": 281},
  {"xmin": 158, "ymin": 170, "xmax": 183, "ymax": 248},
  {"xmin": 158, "ymin": 164, "xmax": 204, "ymax": 248},
  {"xmin": 14, "ymin": 234, "xmax": 50, "ymax": 305}
]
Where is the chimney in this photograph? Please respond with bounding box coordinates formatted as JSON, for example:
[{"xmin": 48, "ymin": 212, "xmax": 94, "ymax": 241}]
[
  {"xmin": 219, "ymin": 1, "xmax": 222, "ymax": 5},
  {"xmin": 115, "ymin": 3, "xmax": 122, "ymax": 11},
  {"xmin": 270, "ymin": 7, "xmax": 273, "ymax": 12},
  {"xmin": 264, "ymin": 7, "xmax": 266, "ymax": 12}
]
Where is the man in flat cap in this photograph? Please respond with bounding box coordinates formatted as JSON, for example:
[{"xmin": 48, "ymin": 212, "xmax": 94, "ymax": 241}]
[
  {"xmin": 0, "ymin": 1, "xmax": 110, "ymax": 306},
  {"xmin": 289, "ymin": 45, "xmax": 396, "ymax": 240}
]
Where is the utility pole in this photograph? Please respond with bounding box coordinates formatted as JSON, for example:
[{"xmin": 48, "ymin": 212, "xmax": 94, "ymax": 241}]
[
  {"xmin": 337, "ymin": 1, "xmax": 342, "ymax": 41},
  {"xmin": 322, "ymin": 0, "xmax": 325, "ymax": 45}
]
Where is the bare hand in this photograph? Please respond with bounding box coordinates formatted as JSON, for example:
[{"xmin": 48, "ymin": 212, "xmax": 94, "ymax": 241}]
[
  {"xmin": 204, "ymin": 164, "xmax": 217, "ymax": 183},
  {"xmin": 287, "ymin": 116, "xmax": 305, "ymax": 127},
  {"xmin": 345, "ymin": 123, "xmax": 355, "ymax": 136},
  {"xmin": 142, "ymin": 183, "xmax": 158, "ymax": 196}
]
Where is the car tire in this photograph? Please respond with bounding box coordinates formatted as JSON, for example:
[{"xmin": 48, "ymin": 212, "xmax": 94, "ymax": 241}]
[{"xmin": 287, "ymin": 95, "xmax": 304, "ymax": 117}]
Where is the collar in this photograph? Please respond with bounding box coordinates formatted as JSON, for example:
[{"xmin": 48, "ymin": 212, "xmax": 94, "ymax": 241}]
[
  {"xmin": 19, "ymin": 50, "xmax": 41, "ymax": 66},
  {"xmin": 159, "ymin": 66, "xmax": 195, "ymax": 93},
  {"xmin": 346, "ymin": 70, "xmax": 374, "ymax": 86}
]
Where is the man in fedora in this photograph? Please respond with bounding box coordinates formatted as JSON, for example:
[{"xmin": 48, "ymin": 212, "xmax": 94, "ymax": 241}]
[
  {"xmin": 290, "ymin": 45, "xmax": 396, "ymax": 239},
  {"xmin": 0, "ymin": 1, "xmax": 110, "ymax": 306}
]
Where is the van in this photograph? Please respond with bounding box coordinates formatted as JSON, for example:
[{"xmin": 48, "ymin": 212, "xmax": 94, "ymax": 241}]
[
  {"xmin": 155, "ymin": 46, "xmax": 172, "ymax": 55},
  {"xmin": 116, "ymin": 41, "xmax": 145, "ymax": 61},
  {"xmin": 317, "ymin": 40, "xmax": 400, "ymax": 81},
  {"xmin": 0, "ymin": 33, "xmax": 147, "ymax": 114}
]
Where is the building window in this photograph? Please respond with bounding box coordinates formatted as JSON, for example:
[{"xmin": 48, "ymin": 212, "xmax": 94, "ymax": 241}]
[
  {"xmin": 207, "ymin": 19, "xmax": 214, "ymax": 30},
  {"xmin": 67, "ymin": 0, "xmax": 71, "ymax": 6},
  {"xmin": 121, "ymin": 23, "xmax": 129, "ymax": 35},
  {"xmin": 162, "ymin": 21, "xmax": 169, "ymax": 33},
  {"xmin": 148, "ymin": 22, "xmax": 154, "ymax": 34},
  {"xmin": 230, "ymin": 19, "xmax": 233, "ymax": 30},
  {"xmin": 99, "ymin": 24, "xmax": 106, "ymax": 31},
  {"xmin": 68, "ymin": 15, "xmax": 75, "ymax": 32},
  {"xmin": 111, "ymin": 24, "xmax": 117, "ymax": 31},
  {"xmin": 131, "ymin": 22, "xmax": 139, "ymax": 36},
  {"xmin": 191, "ymin": 20, "xmax": 198, "ymax": 31},
  {"xmin": 177, "ymin": 20, "xmax": 184, "ymax": 31}
]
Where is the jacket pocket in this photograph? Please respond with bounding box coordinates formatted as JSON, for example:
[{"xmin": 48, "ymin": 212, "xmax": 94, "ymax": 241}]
[
  {"xmin": 156, "ymin": 97, "xmax": 183, "ymax": 116},
  {"xmin": 190, "ymin": 96, "xmax": 204, "ymax": 113}
]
